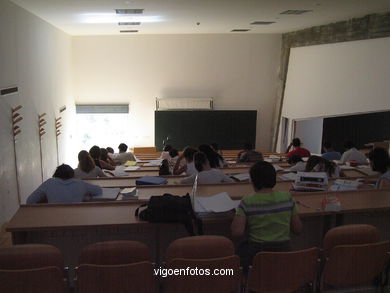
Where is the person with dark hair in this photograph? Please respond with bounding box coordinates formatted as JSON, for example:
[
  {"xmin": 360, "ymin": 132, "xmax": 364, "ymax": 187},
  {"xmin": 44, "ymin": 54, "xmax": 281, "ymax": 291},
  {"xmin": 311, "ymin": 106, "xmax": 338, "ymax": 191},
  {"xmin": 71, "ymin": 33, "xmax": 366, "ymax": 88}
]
[
  {"xmin": 99, "ymin": 148, "xmax": 116, "ymax": 170},
  {"xmin": 106, "ymin": 147, "xmax": 114, "ymax": 154},
  {"xmin": 180, "ymin": 152, "xmax": 233, "ymax": 184},
  {"xmin": 74, "ymin": 150, "xmax": 106, "ymax": 179},
  {"xmin": 198, "ymin": 144, "xmax": 226, "ymax": 168},
  {"xmin": 305, "ymin": 155, "xmax": 341, "ymax": 178},
  {"xmin": 321, "ymin": 141, "xmax": 341, "ymax": 161},
  {"xmin": 89, "ymin": 145, "xmax": 102, "ymax": 168},
  {"xmin": 288, "ymin": 154, "xmax": 306, "ymax": 172},
  {"xmin": 111, "ymin": 143, "xmax": 136, "ymax": 164},
  {"xmin": 167, "ymin": 148, "xmax": 179, "ymax": 173},
  {"xmin": 26, "ymin": 164, "xmax": 102, "ymax": 204},
  {"xmin": 340, "ymin": 140, "xmax": 367, "ymax": 164},
  {"xmin": 231, "ymin": 161, "xmax": 302, "ymax": 273},
  {"xmin": 285, "ymin": 138, "xmax": 311, "ymax": 158},
  {"xmin": 368, "ymin": 147, "xmax": 390, "ymax": 189},
  {"xmin": 236, "ymin": 142, "xmax": 263, "ymax": 163},
  {"xmin": 211, "ymin": 143, "xmax": 223, "ymax": 156},
  {"xmin": 173, "ymin": 146, "xmax": 198, "ymax": 175},
  {"xmin": 160, "ymin": 144, "xmax": 173, "ymax": 160}
]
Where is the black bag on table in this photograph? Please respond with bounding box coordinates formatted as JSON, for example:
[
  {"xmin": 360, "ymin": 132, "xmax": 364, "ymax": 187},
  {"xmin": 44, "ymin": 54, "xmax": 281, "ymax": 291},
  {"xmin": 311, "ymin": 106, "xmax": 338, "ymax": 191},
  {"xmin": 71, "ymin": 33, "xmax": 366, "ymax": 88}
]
[{"xmin": 135, "ymin": 193, "xmax": 202, "ymax": 235}]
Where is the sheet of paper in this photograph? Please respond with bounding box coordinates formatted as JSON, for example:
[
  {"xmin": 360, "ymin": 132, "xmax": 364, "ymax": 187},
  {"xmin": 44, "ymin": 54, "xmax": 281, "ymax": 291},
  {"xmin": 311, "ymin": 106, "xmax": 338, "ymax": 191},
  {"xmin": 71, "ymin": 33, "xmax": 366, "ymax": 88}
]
[
  {"xmin": 110, "ymin": 166, "xmax": 128, "ymax": 177},
  {"xmin": 231, "ymin": 173, "xmax": 250, "ymax": 181},
  {"xmin": 94, "ymin": 187, "xmax": 120, "ymax": 200},
  {"xmin": 340, "ymin": 165, "xmax": 356, "ymax": 170},
  {"xmin": 143, "ymin": 159, "xmax": 163, "ymax": 166},
  {"xmin": 124, "ymin": 161, "xmax": 137, "ymax": 166},
  {"xmin": 273, "ymin": 164, "xmax": 284, "ymax": 172},
  {"xmin": 279, "ymin": 172, "xmax": 298, "ymax": 181},
  {"xmin": 124, "ymin": 166, "xmax": 140, "ymax": 171},
  {"xmin": 195, "ymin": 192, "xmax": 240, "ymax": 213}
]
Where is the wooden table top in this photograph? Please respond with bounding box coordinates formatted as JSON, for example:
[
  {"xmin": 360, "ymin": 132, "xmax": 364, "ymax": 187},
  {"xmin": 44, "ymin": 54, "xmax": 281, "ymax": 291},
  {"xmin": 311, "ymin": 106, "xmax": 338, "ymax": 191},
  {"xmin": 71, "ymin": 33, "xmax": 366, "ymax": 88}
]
[{"xmin": 6, "ymin": 189, "xmax": 390, "ymax": 232}]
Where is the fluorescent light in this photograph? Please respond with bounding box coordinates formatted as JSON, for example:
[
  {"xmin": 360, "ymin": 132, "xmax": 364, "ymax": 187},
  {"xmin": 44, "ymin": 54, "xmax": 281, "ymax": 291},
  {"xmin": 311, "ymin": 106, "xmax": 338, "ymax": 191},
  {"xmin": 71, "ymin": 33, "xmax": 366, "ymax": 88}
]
[{"xmin": 79, "ymin": 13, "xmax": 163, "ymax": 24}]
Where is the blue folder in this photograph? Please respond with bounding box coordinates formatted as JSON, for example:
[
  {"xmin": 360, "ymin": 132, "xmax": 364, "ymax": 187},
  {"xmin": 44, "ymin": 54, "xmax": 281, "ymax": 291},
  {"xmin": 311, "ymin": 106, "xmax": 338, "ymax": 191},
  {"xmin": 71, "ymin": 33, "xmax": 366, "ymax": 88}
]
[{"xmin": 136, "ymin": 176, "xmax": 168, "ymax": 185}]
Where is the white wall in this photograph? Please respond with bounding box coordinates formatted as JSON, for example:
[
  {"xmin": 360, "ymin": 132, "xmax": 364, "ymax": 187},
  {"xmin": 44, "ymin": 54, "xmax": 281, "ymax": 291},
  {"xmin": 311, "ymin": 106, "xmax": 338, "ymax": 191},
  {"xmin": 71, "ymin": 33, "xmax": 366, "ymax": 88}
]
[
  {"xmin": 282, "ymin": 37, "xmax": 390, "ymax": 120},
  {"xmin": 72, "ymin": 34, "xmax": 281, "ymax": 150},
  {"xmin": 0, "ymin": 0, "xmax": 74, "ymax": 225},
  {"xmin": 294, "ymin": 118, "xmax": 324, "ymax": 154}
]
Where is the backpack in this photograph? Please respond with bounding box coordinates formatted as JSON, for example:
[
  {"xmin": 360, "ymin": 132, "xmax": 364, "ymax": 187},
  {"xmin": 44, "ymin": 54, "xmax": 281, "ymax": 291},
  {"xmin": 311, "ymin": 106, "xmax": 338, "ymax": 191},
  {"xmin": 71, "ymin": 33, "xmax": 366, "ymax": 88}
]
[{"xmin": 135, "ymin": 193, "xmax": 203, "ymax": 235}]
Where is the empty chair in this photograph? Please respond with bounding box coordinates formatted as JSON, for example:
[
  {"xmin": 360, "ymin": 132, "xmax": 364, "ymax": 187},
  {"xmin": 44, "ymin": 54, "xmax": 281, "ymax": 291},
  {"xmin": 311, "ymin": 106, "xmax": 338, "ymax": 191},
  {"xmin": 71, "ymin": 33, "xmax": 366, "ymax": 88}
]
[
  {"xmin": 323, "ymin": 224, "xmax": 380, "ymax": 257},
  {"xmin": 0, "ymin": 244, "xmax": 65, "ymax": 293},
  {"xmin": 76, "ymin": 240, "xmax": 155, "ymax": 293},
  {"xmin": 247, "ymin": 247, "xmax": 320, "ymax": 293},
  {"xmin": 163, "ymin": 235, "xmax": 241, "ymax": 293},
  {"xmin": 321, "ymin": 224, "xmax": 389, "ymax": 290}
]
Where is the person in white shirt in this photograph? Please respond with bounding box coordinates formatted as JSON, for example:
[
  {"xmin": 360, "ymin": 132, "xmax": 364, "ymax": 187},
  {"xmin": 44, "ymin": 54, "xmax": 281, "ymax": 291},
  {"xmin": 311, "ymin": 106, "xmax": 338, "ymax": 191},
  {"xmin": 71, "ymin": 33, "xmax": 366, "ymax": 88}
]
[
  {"xmin": 287, "ymin": 155, "xmax": 306, "ymax": 172},
  {"xmin": 112, "ymin": 143, "xmax": 136, "ymax": 165},
  {"xmin": 340, "ymin": 141, "xmax": 367, "ymax": 164},
  {"xmin": 173, "ymin": 146, "xmax": 198, "ymax": 175},
  {"xmin": 305, "ymin": 155, "xmax": 342, "ymax": 178},
  {"xmin": 159, "ymin": 144, "xmax": 172, "ymax": 161},
  {"xmin": 181, "ymin": 152, "xmax": 234, "ymax": 184}
]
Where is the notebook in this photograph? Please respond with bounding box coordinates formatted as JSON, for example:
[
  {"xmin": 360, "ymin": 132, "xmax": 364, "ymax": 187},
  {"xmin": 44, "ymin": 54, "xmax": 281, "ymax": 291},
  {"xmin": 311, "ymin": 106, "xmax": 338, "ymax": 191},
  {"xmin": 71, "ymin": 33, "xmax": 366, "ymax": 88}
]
[{"xmin": 136, "ymin": 176, "xmax": 168, "ymax": 185}]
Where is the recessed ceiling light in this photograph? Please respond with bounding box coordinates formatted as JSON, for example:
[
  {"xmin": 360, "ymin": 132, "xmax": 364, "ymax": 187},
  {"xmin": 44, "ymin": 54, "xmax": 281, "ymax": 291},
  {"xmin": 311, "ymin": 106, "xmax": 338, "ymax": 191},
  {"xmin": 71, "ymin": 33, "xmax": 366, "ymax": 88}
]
[
  {"xmin": 80, "ymin": 13, "xmax": 162, "ymax": 24},
  {"xmin": 231, "ymin": 29, "xmax": 250, "ymax": 32},
  {"xmin": 120, "ymin": 30, "xmax": 138, "ymax": 33},
  {"xmin": 280, "ymin": 10, "xmax": 312, "ymax": 15},
  {"xmin": 250, "ymin": 21, "xmax": 275, "ymax": 25},
  {"xmin": 118, "ymin": 22, "xmax": 141, "ymax": 25},
  {"xmin": 115, "ymin": 9, "xmax": 144, "ymax": 15}
]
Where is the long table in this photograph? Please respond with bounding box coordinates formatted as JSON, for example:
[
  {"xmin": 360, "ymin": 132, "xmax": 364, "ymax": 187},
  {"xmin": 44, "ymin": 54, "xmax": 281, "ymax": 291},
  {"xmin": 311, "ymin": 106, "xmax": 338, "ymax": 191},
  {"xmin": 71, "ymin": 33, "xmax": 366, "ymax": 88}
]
[{"xmin": 6, "ymin": 188, "xmax": 390, "ymax": 282}]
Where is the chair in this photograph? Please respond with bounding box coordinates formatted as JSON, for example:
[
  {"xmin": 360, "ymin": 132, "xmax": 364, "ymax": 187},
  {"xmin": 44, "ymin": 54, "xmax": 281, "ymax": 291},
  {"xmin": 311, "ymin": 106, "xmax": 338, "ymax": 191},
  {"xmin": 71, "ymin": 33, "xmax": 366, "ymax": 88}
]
[
  {"xmin": 76, "ymin": 240, "xmax": 155, "ymax": 293},
  {"xmin": 323, "ymin": 224, "xmax": 380, "ymax": 257},
  {"xmin": 163, "ymin": 235, "xmax": 241, "ymax": 293},
  {"xmin": 247, "ymin": 247, "xmax": 320, "ymax": 293},
  {"xmin": 321, "ymin": 224, "xmax": 389, "ymax": 291},
  {"xmin": 0, "ymin": 244, "xmax": 65, "ymax": 293}
]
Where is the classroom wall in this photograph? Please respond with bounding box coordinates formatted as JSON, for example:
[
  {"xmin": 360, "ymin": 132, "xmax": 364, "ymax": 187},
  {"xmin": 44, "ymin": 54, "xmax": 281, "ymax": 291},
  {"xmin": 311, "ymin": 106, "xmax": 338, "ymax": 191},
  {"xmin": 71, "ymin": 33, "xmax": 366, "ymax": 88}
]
[
  {"xmin": 0, "ymin": 0, "xmax": 74, "ymax": 225},
  {"xmin": 72, "ymin": 34, "xmax": 281, "ymax": 150}
]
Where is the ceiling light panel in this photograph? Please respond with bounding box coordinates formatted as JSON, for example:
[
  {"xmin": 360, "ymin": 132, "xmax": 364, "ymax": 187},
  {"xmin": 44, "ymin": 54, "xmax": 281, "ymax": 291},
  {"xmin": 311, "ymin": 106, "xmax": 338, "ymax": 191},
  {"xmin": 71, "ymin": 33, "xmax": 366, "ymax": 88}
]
[
  {"xmin": 231, "ymin": 29, "xmax": 250, "ymax": 32},
  {"xmin": 250, "ymin": 21, "xmax": 275, "ymax": 25},
  {"xmin": 115, "ymin": 9, "xmax": 144, "ymax": 14},
  {"xmin": 280, "ymin": 10, "xmax": 313, "ymax": 15},
  {"xmin": 118, "ymin": 22, "xmax": 141, "ymax": 25},
  {"xmin": 120, "ymin": 30, "xmax": 139, "ymax": 33}
]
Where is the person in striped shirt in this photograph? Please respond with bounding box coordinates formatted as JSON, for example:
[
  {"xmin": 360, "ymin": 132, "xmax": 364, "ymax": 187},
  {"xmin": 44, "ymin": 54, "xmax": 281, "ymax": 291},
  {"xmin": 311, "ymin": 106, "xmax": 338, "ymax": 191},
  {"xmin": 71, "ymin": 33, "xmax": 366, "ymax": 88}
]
[{"xmin": 231, "ymin": 161, "xmax": 302, "ymax": 273}]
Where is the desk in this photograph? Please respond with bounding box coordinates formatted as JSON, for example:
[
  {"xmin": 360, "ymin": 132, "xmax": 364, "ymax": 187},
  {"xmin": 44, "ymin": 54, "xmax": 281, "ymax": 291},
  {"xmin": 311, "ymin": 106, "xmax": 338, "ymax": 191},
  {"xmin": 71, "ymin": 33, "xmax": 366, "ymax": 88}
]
[{"xmin": 6, "ymin": 189, "xmax": 390, "ymax": 282}]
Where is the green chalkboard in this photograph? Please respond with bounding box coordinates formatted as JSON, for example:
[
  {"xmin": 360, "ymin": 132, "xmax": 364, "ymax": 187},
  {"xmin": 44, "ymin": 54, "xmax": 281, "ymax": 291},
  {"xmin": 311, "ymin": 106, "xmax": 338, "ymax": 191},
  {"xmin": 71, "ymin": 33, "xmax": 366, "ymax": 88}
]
[{"xmin": 155, "ymin": 110, "xmax": 257, "ymax": 151}]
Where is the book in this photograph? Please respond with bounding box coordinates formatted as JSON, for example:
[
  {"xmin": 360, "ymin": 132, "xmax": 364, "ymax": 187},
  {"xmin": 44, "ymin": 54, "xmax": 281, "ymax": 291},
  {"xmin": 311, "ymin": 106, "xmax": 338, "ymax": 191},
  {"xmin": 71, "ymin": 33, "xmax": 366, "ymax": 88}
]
[
  {"xmin": 92, "ymin": 187, "xmax": 121, "ymax": 200},
  {"xmin": 194, "ymin": 192, "xmax": 240, "ymax": 213},
  {"xmin": 231, "ymin": 173, "xmax": 250, "ymax": 182},
  {"xmin": 279, "ymin": 172, "xmax": 298, "ymax": 181}
]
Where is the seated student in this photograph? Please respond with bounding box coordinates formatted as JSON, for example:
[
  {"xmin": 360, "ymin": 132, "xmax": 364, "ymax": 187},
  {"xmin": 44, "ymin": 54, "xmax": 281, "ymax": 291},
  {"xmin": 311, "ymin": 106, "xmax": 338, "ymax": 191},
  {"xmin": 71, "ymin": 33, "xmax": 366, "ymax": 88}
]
[
  {"xmin": 27, "ymin": 164, "xmax": 102, "ymax": 204},
  {"xmin": 367, "ymin": 147, "xmax": 390, "ymax": 189},
  {"xmin": 211, "ymin": 142, "xmax": 223, "ymax": 156},
  {"xmin": 74, "ymin": 150, "xmax": 106, "ymax": 179},
  {"xmin": 321, "ymin": 141, "xmax": 341, "ymax": 161},
  {"xmin": 199, "ymin": 144, "xmax": 226, "ymax": 168},
  {"xmin": 288, "ymin": 154, "xmax": 306, "ymax": 172},
  {"xmin": 285, "ymin": 138, "xmax": 311, "ymax": 158},
  {"xmin": 180, "ymin": 152, "xmax": 234, "ymax": 184},
  {"xmin": 236, "ymin": 142, "xmax": 263, "ymax": 163},
  {"xmin": 340, "ymin": 141, "xmax": 368, "ymax": 164},
  {"xmin": 168, "ymin": 148, "xmax": 179, "ymax": 173},
  {"xmin": 160, "ymin": 144, "xmax": 173, "ymax": 160},
  {"xmin": 305, "ymin": 155, "xmax": 341, "ymax": 178},
  {"xmin": 106, "ymin": 147, "xmax": 114, "ymax": 155},
  {"xmin": 231, "ymin": 161, "xmax": 302, "ymax": 273},
  {"xmin": 173, "ymin": 146, "xmax": 198, "ymax": 176},
  {"xmin": 112, "ymin": 143, "xmax": 136, "ymax": 165},
  {"xmin": 99, "ymin": 148, "xmax": 116, "ymax": 170},
  {"xmin": 89, "ymin": 145, "xmax": 103, "ymax": 168}
]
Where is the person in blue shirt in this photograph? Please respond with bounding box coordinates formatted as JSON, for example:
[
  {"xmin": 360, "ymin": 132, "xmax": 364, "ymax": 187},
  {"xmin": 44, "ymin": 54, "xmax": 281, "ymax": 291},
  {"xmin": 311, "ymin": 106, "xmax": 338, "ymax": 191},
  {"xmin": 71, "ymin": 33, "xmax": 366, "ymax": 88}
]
[
  {"xmin": 26, "ymin": 164, "xmax": 102, "ymax": 204},
  {"xmin": 321, "ymin": 141, "xmax": 341, "ymax": 161}
]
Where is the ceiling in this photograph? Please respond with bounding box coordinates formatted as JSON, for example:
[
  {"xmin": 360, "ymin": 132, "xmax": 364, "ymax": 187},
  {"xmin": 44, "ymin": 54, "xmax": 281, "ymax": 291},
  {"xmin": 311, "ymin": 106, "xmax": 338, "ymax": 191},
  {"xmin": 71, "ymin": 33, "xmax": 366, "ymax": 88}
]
[{"xmin": 11, "ymin": 0, "xmax": 390, "ymax": 36}]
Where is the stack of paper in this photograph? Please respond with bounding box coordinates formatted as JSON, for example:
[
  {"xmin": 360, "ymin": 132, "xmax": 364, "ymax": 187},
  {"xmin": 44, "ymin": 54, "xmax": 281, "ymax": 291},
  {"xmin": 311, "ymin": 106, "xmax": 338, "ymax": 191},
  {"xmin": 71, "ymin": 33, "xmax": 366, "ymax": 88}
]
[
  {"xmin": 109, "ymin": 166, "xmax": 128, "ymax": 177},
  {"xmin": 279, "ymin": 172, "xmax": 298, "ymax": 181},
  {"xmin": 194, "ymin": 192, "xmax": 240, "ymax": 213},
  {"xmin": 329, "ymin": 179, "xmax": 360, "ymax": 191},
  {"xmin": 120, "ymin": 187, "xmax": 138, "ymax": 199}
]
